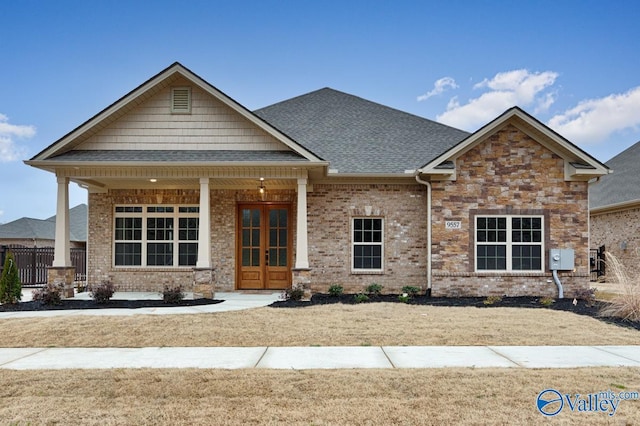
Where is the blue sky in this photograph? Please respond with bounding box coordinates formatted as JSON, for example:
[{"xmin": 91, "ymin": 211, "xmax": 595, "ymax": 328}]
[{"xmin": 1, "ymin": 0, "xmax": 639, "ymax": 223}]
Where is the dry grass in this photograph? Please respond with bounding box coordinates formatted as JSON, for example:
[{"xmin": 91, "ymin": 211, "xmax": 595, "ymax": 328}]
[
  {"xmin": 0, "ymin": 368, "xmax": 639, "ymax": 425},
  {"xmin": 1, "ymin": 303, "xmax": 639, "ymax": 347},
  {"xmin": 599, "ymin": 253, "xmax": 640, "ymax": 321}
]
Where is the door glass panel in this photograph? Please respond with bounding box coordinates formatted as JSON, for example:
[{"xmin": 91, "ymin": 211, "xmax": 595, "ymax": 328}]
[
  {"xmin": 241, "ymin": 208, "xmax": 261, "ymax": 267},
  {"xmin": 268, "ymin": 208, "xmax": 288, "ymax": 267}
]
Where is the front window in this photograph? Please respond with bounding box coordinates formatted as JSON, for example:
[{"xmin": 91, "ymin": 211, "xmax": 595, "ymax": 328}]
[
  {"xmin": 476, "ymin": 216, "xmax": 543, "ymax": 272},
  {"xmin": 114, "ymin": 205, "xmax": 199, "ymax": 267},
  {"xmin": 352, "ymin": 218, "xmax": 384, "ymax": 272}
]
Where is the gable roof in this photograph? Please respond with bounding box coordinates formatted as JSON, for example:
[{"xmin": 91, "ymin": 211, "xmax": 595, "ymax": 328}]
[
  {"xmin": 590, "ymin": 140, "xmax": 640, "ymax": 211},
  {"xmin": 0, "ymin": 204, "xmax": 87, "ymax": 243},
  {"xmin": 418, "ymin": 106, "xmax": 610, "ymax": 181},
  {"xmin": 254, "ymin": 88, "xmax": 470, "ymax": 175},
  {"xmin": 28, "ymin": 62, "xmax": 323, "ymax": 164}
]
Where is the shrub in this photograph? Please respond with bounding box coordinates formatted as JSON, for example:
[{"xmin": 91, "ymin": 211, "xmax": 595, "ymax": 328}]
[
  {"xmin": 90, "ymin": 281, "xmax": 116, "ymax": 304},
  {"xmin": 282, "ymin": 286, "xmax": 305, "ymax": 301},
  {"xmin": 365, "ymin": 283, "xmax": 383, "ymax": 296},
  {"xmin": 598, "ymin": 253, "xmax": 640, "ymax": 322},
  {"xmin": 574, "ymin": 287, "xmax": 597, "ymax": 307},
  {"xmin": 163, "ymin": 285, "xmax": 184, "ymax": 304},
  {"xmin": 401, "ymin": 286, "xmax": 421, "ymax": 297},
  {"xmin": 32, "ymin": 282, "xmax": 64, "ymax": 306},
  {"xmin": 398, "ymin": 293, "xmax": 410, "ymax": 303},
  {"xmin": 0, "ymin": 251, "xmax": 22, "ymax": 304},
  {"xmin": 483, "ymin": 295, "xmax": 502, "ymax": 305},
  {"xmin": 328, "ymin": 284, "xmax": 344, "ymax": 297},
  {"xmin": 539, "ymin": 296, "xmax": 555, "ymax": 307},
  {"xmin": 354, "ymin": 293, "xmax": 369, "ymax": 303}
]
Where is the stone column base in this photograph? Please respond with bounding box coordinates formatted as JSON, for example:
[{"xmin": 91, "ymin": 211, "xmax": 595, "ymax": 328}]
[
  {"xmin": 48, "ymin": 266, "xmax": 76, "ymax": 298},
  {"xmin": 193, "ymin": 268, "xmax": 215, "ymax": 299},
  {"xmin": 292, "ymin": 268, "xmax": 312, "ymax": 300}
]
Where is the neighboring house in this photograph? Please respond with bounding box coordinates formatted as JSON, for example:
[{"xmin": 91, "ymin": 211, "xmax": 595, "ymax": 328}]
[
  {"xmin": 0, "ymin": 204, "xmax": 87, "ymax": 248},
  {"xmin": 590, "ymin": 141, "xmax": 640, "ymax": 268},
  {"xmin": 25, "ymin": 63, "xmax": 608, "ymax": 298}
]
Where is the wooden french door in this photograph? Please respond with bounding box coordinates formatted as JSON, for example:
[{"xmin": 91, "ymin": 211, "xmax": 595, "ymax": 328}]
[{"xmin": 237, "ymin": 203, "xmax": 291, "ymax": 289}]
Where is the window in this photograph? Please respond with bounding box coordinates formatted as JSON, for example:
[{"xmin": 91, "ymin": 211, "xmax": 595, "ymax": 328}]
[
  {"xmin": 114, "ymin": 205, "xmax": 199, "ymax": 267},
  {"xmin": 352, "ymin": 218, "xmax": 383, "ymax": 272},
  {"xmin": 475, "ymin": 216, "xmax": 543, "ymax": 272}
]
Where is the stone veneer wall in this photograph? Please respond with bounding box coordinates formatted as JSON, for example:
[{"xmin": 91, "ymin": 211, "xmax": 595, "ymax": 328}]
[
  {"xmin": 305, "ymin": 183, "xmax": 428, "ymax": 294},
  {"xmin": 430, "ymin": 124, "xmax": 590, "ymax": 297},
  {"xmin": 88, "ymin": 188, "xmax": 296, "ymax": 292},
  {"xmin": 590, "ymin": 207, "xmax": 640, "ymax": 270}
]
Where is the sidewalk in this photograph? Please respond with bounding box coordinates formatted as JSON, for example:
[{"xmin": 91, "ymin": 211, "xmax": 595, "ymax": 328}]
[{"xmin": 1, "ymin": 345, "xmax": 639, "ymax": 370}]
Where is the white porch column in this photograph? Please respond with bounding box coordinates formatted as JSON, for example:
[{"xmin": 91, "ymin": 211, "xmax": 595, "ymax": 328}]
[
  {"xmin": 52, "ymin": 176, "xmax": 71, "ymax": 267},
  {"xmin": 295, "ymin": 178, "xmax": 309, "ymax": 269},
  {"xmin": 196, "ymin": 177, "xmax": 211, "ymax": 268}
]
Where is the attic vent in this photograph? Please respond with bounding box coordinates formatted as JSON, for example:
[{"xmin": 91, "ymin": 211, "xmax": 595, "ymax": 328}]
[{"xmin": 171, "ymin": 87, "xmax": 191, "ymax": 113}]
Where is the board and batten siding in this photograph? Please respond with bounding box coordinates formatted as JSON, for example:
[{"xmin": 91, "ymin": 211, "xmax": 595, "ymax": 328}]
[{"xmin": 77, "ymin": 79, "xmax": 288, "ymax": 151}]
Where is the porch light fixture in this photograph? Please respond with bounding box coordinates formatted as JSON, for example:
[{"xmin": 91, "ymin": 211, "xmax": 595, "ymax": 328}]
[
  {"xmin": 258, "ymin": 177, "xmax": 266, "ymax": 200},
  {"xmin": 150, "ymin": 178, "xmax": 157, "ymax": 183}
]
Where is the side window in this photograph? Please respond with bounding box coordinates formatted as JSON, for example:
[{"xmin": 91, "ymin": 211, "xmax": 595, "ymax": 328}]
[
  {"xmin": 352, "ymin": 218, "xmax": 383, "ymax": 272},
  {"xmin": 476, "ymin": 215, "xmax": 543, "ymax": 272}
]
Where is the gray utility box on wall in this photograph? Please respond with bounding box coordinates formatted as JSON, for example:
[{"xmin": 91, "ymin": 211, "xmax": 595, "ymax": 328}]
[{"xmin": 549, "ymin": 249, "xmax": 575, "ymax": 270}]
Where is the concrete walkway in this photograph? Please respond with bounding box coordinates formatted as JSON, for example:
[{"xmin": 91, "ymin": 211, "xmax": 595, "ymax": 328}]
[
  {"xmin": 0, "ymin": 345, "xmax": 639, "ymax": 370},
  {"xmin": 0, "ymin": 291, "xmax": 282, "ymax": 319},
  {"xmin": 2, "ymin": 291, "xmax": 640, "ymax": 370}
]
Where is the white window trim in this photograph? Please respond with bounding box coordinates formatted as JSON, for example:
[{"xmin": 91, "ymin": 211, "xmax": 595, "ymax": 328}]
[
  {"xmin": 351, "ymin": 217, "xmax": 384, "ymax": 274},
  {"xmin": 475, "ymin": 215, "xmax": 545, "ymax": 273},
  {"xmin": 113, "ymin": 205, "xmax": 199, "ymax": 268}
]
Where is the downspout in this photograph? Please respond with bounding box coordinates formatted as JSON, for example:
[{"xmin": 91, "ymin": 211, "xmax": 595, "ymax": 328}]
[{"xmin": 415, "ymin": 174, "xmax": 432, "ymax": 296}]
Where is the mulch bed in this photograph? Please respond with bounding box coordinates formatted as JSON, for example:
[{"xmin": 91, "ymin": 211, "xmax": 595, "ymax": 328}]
[
  {"xmin": 0, "ymin": 298, "xmax": 222, "ymax": 312},
  {"xmin": 270, "ymin": 294, "xmax": 640, "ymax": 332}
]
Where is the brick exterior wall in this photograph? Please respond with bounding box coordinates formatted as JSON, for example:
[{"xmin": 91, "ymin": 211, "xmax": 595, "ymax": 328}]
[
  {"xmin": 430, "ymin": 124, "xmax": 590, "ymax": 297},
  {"xmin": 305, "ymin": 183, "xmax": 428, "ymax": 294},
  {"xmin": 88, "ymin": 188, "xmax": 296, "ymax": 292},
  {"xmin": 590, "ymin": 206, "xmax": 640, "ymax": 269}
]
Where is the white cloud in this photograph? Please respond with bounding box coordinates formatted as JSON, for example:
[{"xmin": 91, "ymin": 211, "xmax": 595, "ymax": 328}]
[
  {"xmin": 547, "ymin": 86, "xmax": 640, "ymax": 144},
  {"xmin": 0, "ymin": 113, "xmax": 36, "ymax": 162},
  {"xmin": 436, "ymin": 69, "xmax": 558, "ymax": 130},
  {"xmin": 417, "ymin": 77, "xmax": 458, "ymax": 101}
]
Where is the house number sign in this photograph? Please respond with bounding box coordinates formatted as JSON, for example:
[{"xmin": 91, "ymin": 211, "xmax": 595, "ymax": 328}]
[{"xmin": 445, "ymin": 221, "xmax": 462, "ymax": 229}]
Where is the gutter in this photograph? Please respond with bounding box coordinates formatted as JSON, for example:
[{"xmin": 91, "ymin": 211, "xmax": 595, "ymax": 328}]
[{"xmin": 414, "ymin": 174, "xmax": 432, "ymax": 294}]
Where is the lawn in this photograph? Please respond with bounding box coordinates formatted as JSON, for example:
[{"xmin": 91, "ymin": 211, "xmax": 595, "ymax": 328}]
[
  {"xmin": 0, "ymin": 368, "xmax": 639, "ymax": 425},
  {"xmin": 1, "ymin": 303, "xmax": 639, "ymax": 425},
  {"xmin": 0, "ymin": 303, "xmax": 638, "ymax": 347}
]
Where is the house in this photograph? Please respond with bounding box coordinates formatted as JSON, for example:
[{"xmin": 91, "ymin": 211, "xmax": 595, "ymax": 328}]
[
  {"xmin": 25, "ymin": 62, "xmax": 608, "ymax": 298},
  {"xmin": 0, "ymin": 204, "xmax": 87, "ymax": 248},
  {"xmin": 590, "ymin": 141, "xmax": 640, "ymax": 269}
]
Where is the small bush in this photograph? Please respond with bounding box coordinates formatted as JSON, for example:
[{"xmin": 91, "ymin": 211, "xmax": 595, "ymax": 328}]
[
  {"xmin": 598, "ymin": 253, "xmax": 640, "ymax": 322},
  {"xmin": 32, "ymin": 283, "xmax": 64, "ymax": 306},
  {"xmin": 365, "ymin": 283, "xmax": 383, "ymax": 296},
  {"xmin": 398, "ymin": 293, "xmax": 410, "ymax": 303},
  {"xmin": 354, "ymin": 293, "xmax": 370, "ymax": 303},
  {"xmin": 0, "ymin": 251, "xmax": 22, "ymax": 304},
  {"xmin": 539, "ymin": 296, "xmax": 555, "ymax": 307},
  {"xmin": 283, "ymin": 286, "xmax": 305, "ymax": 301},
  {"xmin": 401, "ymin": 286, "xmax": 421, "ymax": 297},
  {"xmin": 163, "ymin": 285, "xmax": 184, "ymax": 304},
  {"xmin": 328, "ymin": 284, "xmax": 344, "ymax": 297},
  {"xmin": 90, "ymin": 281, "xmax": 116, "ymax": 304},
  {"xmin": 574, "ymin": 287, "xmax": 597, "ymax": 307},
  {"xmin": 483, "ymin": 295, "xmax": 502, "ymax": 305}
]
